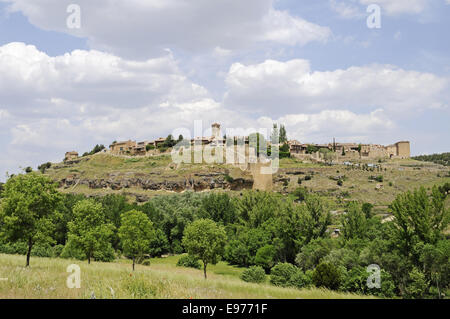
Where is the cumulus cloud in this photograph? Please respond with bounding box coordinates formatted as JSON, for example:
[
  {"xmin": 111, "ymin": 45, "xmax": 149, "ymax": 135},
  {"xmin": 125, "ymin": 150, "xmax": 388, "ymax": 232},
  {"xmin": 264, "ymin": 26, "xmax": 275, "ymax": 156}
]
[
  {"xmin": 1, "ymin": 0, "xmax": 331, "ymax": 58},
  {"xmin": 331, "ymin": 0, "xmax": 439, "ymax": 17},
  {"xmin": 0, "ymin": 42, "xmax": 240, "ymax": 177},
  {"xmin": 0, "ymin": 42, "xmax": 210, "ymax": 114},
  {"xmin": 329, "ymin": 0, "xmax": 365, "ymax": 19},
  {"xmin": 224, "ymin": 59, "xmax": 449, "ymax": 117},
  {"xmin": 359, "ymin": 0, "xmax": 432, "ymax": 15},
  {"xmin": 258, "ymin": 109, "xmax": 395, "ymax": 144}
]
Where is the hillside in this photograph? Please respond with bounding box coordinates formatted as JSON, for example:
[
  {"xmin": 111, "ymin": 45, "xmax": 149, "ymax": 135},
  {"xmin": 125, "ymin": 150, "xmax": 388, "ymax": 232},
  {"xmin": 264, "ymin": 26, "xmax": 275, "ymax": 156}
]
[
  {"xmin": 43, "ymin": 153, "xmax": 450, "ymax": 209},
  {"xmin": 0, "ymin": 254, "xmax": 372, "ymax": 299}
]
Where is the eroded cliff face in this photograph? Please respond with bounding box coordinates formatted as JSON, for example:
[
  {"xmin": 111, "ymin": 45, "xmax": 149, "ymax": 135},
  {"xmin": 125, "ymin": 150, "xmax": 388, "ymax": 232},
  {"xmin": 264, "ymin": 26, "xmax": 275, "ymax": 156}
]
[{"xmin": 59, "ymin": 172, "xmax": 254, "ymax": 193}]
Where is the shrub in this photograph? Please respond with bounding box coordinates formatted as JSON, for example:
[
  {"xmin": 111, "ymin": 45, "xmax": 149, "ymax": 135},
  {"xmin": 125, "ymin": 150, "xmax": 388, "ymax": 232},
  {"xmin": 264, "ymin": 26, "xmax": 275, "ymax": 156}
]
[
  {"xmin": 293, "ymin": 187, "xmax": 308, "ymax": 202},
  {"xmin": 241, "ymin": 266, "xmax": 266, "ymax": 283},
  {"xmin": 141, "ymin": 259, "xmax": 151, "ymax": 266},
  {"xmin": 337, "ymin": 179, "xmax": 343, "ymax": 186},
  {"xmin": 290, "ymin": 269, "xmax": 313, "ymax": 289},
  {"xmin": 304, "ymin": 175, "xmax": 312, "ymax": 181},
  {"xmin": 255, "ymin": 245, "xmax": 276, "ymax": 272},
  {"xmin": 270, "ymin": 263, "xmax": 298, "ymax": 287},
  {"xmin": 361, "ymin": 203, "xmax": 373, "ymax": 219},
  {"xmin": 38, "ymin": 162, "xmax": 52, "ymax": 173},
  {"xmin": 146, "ymin": 144, "xmax": 155, "ymax": 151},
  {"xmin": 224, "ymin": 174, "xmax": 234, "ymax": 183},
  {"xmin": 312, "ymin": 262, "xmax": 341, "ymax": 290},
  {"xmin": 176, "ymin": 254, "xmax": 202, "ymax": 269}
]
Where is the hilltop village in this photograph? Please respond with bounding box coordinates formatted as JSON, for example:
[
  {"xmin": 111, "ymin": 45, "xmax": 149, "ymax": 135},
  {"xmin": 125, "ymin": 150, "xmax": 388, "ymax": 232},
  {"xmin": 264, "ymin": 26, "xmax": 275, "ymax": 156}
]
[{"xmin": 65, "ymin": 123, "xmax": 410, "ymax": 163}]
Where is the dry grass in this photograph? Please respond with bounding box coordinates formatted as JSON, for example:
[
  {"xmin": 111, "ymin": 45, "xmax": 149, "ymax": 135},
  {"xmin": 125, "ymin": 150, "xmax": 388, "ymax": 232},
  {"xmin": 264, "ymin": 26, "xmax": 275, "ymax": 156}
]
[{"xmin": 0, "ymin": 254, "xmax": 372, "ymax": 299}]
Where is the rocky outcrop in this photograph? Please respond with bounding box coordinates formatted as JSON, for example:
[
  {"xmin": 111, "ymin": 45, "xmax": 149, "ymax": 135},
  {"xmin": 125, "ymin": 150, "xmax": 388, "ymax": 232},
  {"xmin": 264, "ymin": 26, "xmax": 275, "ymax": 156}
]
[{"xmin": 59, "ymin": 172, "xmax": 253, "ymax": 193}]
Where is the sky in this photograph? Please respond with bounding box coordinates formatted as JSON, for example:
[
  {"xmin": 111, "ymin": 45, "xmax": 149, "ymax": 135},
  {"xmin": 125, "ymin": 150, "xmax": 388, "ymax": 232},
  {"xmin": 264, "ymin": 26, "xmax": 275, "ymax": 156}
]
[{"xmin": 0, "ymin": 0, "xmax": 449, "ymax": 180}]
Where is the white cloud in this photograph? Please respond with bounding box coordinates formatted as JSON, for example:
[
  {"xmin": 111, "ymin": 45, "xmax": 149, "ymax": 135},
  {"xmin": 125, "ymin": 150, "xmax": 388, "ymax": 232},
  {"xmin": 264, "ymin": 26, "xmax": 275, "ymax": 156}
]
[
  {"xmin": 331, "ymin": 0, "xmax": 438, "ymax": 17},
  {"xmin": 1, "ymin": 0, "xmax": 331, "ymax": 58},
  {"xmin": 359, "ymin": 0, "xmax": 432, "ymax": 15},
  {"xmin": 258, "ymin": 108, "xmax": 395, "ymax": 143},
  {"xmin": 329, "ymin": 0, "xmax": 365, "ymax": 19},
  {"xmin": 224, "ymin": 59, "xmax": 449, "ymax": 116},
  {"xmin": 0, "ymin": 42, "xmax": 240, "ymax": 177},
  {"xmin": 261, "ymin": 9, "xmax": 331, "ymax": 46},
  {"xmin": 0, "ymin": 42, "xmax": 210, "ymax": 113}
]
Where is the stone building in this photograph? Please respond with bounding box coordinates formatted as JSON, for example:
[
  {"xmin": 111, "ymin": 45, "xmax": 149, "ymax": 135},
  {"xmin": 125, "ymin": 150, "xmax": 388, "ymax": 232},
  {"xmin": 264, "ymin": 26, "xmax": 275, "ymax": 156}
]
[
  {"xmin": 289, "ymin": 139, "xmax": 410, "ymax": 160},
  {"xmin": 109, "ymin": 140, "xmax": 137, "ymax": 155},
  {"xmin": 64, "ymin": 151, "xmax": 78, "ymax": 161}
]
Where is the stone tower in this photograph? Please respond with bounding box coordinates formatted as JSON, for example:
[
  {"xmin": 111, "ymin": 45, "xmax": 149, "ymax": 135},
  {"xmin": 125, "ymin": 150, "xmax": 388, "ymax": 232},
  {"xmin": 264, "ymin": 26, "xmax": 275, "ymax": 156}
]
[{"xmin": 212, "ymin": 123, "xmax": 221, "ymax": 140}]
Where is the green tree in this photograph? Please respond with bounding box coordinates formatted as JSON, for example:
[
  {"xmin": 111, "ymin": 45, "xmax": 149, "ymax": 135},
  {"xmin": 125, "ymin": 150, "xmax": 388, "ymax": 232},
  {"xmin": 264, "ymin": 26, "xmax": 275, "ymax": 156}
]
[
  {"xmin": 405, "ymin": 268, "xmax": 429, "ymax": 299},
  {"xmin": 390, "ymin": 186, "xmax": 449, "ymax": 255},
  {"xmin": 119, "ymin": 210, "xmax": 156, "ymax": 270},
  {"xmin": 299, "ymin": 195, "xmax": 332, "ymax": 244},
  {"xmin": 249, "ymin": 132, "xmax": 268, "ymax": 157},
  {"xmin": 306, "ymin": 145, "xmax": 319, "ymax": 154},
  {"xmin": 149, "ymin": 229, "xmax": 170, "ymax": 257},
  {"xmin": 270, "ymin": 124, "xmax": 279, "ymax": 144},
  {"xmin": 279, "ymin": 125, "xmax": 287, "ymax": 143},
  {"xmin": 0, "ymin": 173, "xmax": 61, "ymax": 266},
  {"xmin": 420, "ymin": 240, "xmax": 450, "ymax": 298},
  {"xmin": 341, "ymin": 202, "xmax": 367, "ymax": 240},
  {"xmin": 295, "ymin": 238, "xmax": 334, "ymax": 271},
  {"xmin": 182, "ymin": 219, "xmax": 226, "ymax": 279},
  {"xmin": 362, "ymin": 203, "xmax": 374, "ymax": 219},
  {"xmin": 255, "ymin": 245, "xmax": 276, "ymax": 272},
  {"xmin": 270, "ymin": 262, "xmax": 298, "ymax": 287},
  {"xmin": 163, "ymin": 134, "xmax": 176, "ymax": 148},
  {"xmin": 312, "ymin": 262, "xmax": 341, "ymax": 290},
  {"xmin": 67, "ymin": 199, "xmax": 115, "ymax": 264},
  {"xmin": 199, "ymin": 193, "xmax": 237, "ymax": 225}
]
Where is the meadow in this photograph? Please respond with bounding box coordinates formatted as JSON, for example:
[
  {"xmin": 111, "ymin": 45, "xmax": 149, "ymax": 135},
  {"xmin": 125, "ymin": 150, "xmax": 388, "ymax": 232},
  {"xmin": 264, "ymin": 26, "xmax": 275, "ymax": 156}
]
[{"xmin": 0, "ymin": 254, "xmax": 371, "ymax": 299}]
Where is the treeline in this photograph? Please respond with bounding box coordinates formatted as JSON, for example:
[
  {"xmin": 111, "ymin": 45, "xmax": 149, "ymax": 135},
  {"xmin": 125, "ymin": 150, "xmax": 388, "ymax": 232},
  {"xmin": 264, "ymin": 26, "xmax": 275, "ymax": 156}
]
[
  {"xmin": 413, "ymin": 152, "xmax": 450, "ymax": 166},
  {"xmin": 0, "ymin": 173, "xmax": 449, "ymax": 298}
]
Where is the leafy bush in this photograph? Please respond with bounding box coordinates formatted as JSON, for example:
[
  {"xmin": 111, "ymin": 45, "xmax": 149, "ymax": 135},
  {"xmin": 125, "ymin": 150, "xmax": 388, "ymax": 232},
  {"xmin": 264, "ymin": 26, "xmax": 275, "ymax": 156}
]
[
  {"xmin": 0, "ymin": 241, "xmax": 63, "ymax": 258},
  {"xmin": 312, "ymin": 262, "xmax": 341, "ymax": 290},
  {"xmin": 304, "ymin": 175, "xmax": 312, "ymax": 181},
  {"xmin": 176, "ymin": 254, "xmax": 202, "ymax": 269},
  {"xmin": 240, "ymin": 266, "xmax": 266, "ymax": 283},
  {"xmin": 224, "ymin": 174, "xmax": 234, "ymax": 183},
  {"xmin": 290, "ymin": 269, "xmax": 313, "ymax": 289},
  {"xmin": 270, "ymin": 263, "xmax": 298, "ymax": 287},
  {"xmin": 255, "ymin": 245, "xmax": 276, "ymax": 272},
  {"xmin": 141, "ymin": 259, "xmax": 151, "ymax": 266},
  {"xmin": 293, "ymin": 187, "xmax": 308, "ymax": 202},
  {"xmin": 38, "ymin": 162, "xmax": 52, "ymax": 173}
]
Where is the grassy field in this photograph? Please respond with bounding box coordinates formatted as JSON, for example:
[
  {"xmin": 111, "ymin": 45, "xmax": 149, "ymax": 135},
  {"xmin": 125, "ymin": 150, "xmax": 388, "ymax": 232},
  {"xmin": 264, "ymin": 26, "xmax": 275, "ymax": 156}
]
[{"xmin": 0, "ymin": 254, "xmax": 372, "ymax": 299}]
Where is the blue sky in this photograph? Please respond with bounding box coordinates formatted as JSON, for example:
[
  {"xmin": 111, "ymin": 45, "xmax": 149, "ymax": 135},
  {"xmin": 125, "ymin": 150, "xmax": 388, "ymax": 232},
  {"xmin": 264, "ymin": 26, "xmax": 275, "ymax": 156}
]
[{"xmin": 0, "ymin": 0, "xmax": 449, "ymax": 180}]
